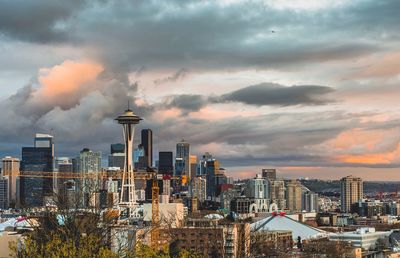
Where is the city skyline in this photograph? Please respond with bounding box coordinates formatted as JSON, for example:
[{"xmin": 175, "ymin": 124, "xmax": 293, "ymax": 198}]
[{"xmin": 1, "ymin": 1, "xmax": 400, "ymax": 180}]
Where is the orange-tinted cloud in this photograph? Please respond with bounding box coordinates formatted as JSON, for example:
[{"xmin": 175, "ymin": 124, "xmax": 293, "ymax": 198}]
[
  {"xmin": 328, "ymin": 128, "xmax": 384, "ymax": 151},
  {"xmin": 337, "ymin": 143, "xmax": 400, "ymax": 165},
  {"xmin": 34, "ymin": 60, "xmax": 103, "ymax": 108},
  {"xmin": 323, "ymin": 126, "xmax": 400, "ymax": 165},
  {"xmin": 350, "ymin": 52, "xmax": 400, "ymax": 79}
]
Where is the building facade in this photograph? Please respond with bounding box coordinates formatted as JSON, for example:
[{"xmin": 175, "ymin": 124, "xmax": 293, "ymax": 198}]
[
  {"xmin": 158, "ymin": 151, "xmax": 173, "ymax": 175},
  {"xmin": 262, "ymin": 169, "xmax": 277, "ymax": 181},
  {"xmin": 269, "ymin": 179, "xmax": 286, "ymax": 210},
  {"xmin": 141, "ymin": 129, "xmax": 153, "ymax": 168},
  {"xmin": 286, "ymin": 180, "xmax": 302, "ymax": 212},
  {"xmin": 341, "ymin": 176, "xmax": 363, "ymax": 213},
  {"xmin": 20, "ymin": 134, "xmax": 54, "ymax": 207},
  {"xmin": 176, "ymin": 139, "xmax": 190, "ymax": 176},
  {"xmin": 2, "ymin": 156, "xmax": 19, "ymax": 207}
]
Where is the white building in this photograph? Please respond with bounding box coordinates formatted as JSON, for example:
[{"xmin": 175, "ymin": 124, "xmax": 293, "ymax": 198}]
[
  {"xmin": 329, "ymin": 227, "xmax": 389, "ymax": 250},
  {"xmin": 143, "ymin": 203, "xmax": 184, "ymax": 227},
  {"xmin": 245, "ymin": 174, "xmax": 270, "ymax": 212},
  {"xmin": 251, "ymin": 214, "xmax": 327, "ymax": 241}
]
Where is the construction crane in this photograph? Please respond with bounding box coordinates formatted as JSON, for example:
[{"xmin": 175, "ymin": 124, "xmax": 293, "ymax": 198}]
[
  {"xmin": 151, "ymin": 179, "xmax": 160, "ymax": 249},
  {"xmin": 18, "ymin": 171, "xmax": 155, "ymax": 180}
]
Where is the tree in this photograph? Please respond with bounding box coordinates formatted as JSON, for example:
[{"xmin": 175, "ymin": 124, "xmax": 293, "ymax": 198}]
[
  {"xmin": 302, "ymin": 238, "xmax": 355, "ymax": 258},
  {"xmin": 9, "ymin": 178, "xmax": 203, "ymax": 257}
]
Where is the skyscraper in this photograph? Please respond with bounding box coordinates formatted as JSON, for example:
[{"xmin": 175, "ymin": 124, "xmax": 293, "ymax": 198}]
[
  {"xmin": 302, "ymin": 191, "xmax": 319, "ymax": 212},
  {"xmin": 54, "ymin": 157, "xmax": 73, "ymax": 196},
  {"xmin": 0, "ymin": 178, "xmax": 8, "ymax": 209},
  {"xmin": 158, "ymin": 151, "xmax": 173, "ymax": 175},
  {"xmin": 77, "ymin": 148, "xmax": 101, "ymax": 173},
  {"xmin": 340, "ymin": 175, "xmax": 363, "ymax": 213},
  {"xmin": 176, "ymin": 139, "xmax": 190, "ymax": 176},
  {"xmin": 109, "ymin": 143, "xmax": 125, "ymax": 169},
  {"xmin": 20, "ymin": 134, "xmax": 54, "ymax": 207},
  {"xmin": 269, "ymin": 179, "xmax": 286, "ymax": 210},
  {"xmin": 286, "ymin": 180, "xmax": 302, "ymax": 212},
  {"xmin": 262, "ymin": 169, "xmax": 277, "ymax": 181},
  {"xmin": 189, "ymin": 155, "xmax": 197, "ymax": 180},
  {"xmin": 2, "ymin": 156, "xmax": 19, "ymax": 207},
  {"xmin": 141, "ymin": 129, "xmax": 153, "ymax": 168},
  {"xmin": 111, "ymin": 143, "xmax": 125, "ymax": 154}
]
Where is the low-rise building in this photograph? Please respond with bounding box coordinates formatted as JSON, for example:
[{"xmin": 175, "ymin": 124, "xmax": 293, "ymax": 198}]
[
  {"xmin": 143, "ymin": 203, "xmax": 184, "ymax": 227},
  {"xmin": 329, "ymin": 227, "xmax": 389, "ymax": 250},
  {"xmin": 251, "ymin": 230, "xmax": 292, "ymax": 254},
  {"xmin": 161, "ymin": 219, "xmax": 250, "ymax": 258}
]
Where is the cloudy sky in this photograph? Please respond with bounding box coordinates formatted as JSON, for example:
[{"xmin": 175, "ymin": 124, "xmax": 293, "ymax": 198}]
[{"xmin": 1, "ymin": 0, "xmax": 400, "ymax": 180}]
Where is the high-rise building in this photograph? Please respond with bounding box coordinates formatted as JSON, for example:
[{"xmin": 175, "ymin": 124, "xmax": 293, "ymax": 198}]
[
  {"xmin": 134, "ymin": 145, "xmax": 146, "ymax": 170},
  {"xmin": 77, "ymin": 148, "xmax": 101, "ymax": 173},
  {"xmin": 158, "ymin": 151, "xmax": 173, "ymax": 175},
  {"xmin": 2, "ymin": 156, "xmax": 19, "ymax": 207},
  {"xmin": 34, "ymin": 133, "xmax": 54, "ymax": 151},
  {"xmin": 189, "ymin": 155, "xmax": 197, "ymax": 180},
  {"xmin": 286, "ymin": 180, "xmax": 302, "ymax": 212},
  {"xmin": 108, "ymin": 153, "xmax": 125, "ymax": 169},
  {"xmin": 53, "ymin": 157, "xmax": 74, "ymax": 198},
  {"xmin": 246, "ymin": 175, "xmax": 269, "ymax": 199},
  {"xmin": 176, "ymin": 139, "xmax": 190, "ymax": 176},
  {"xmin": 0, "ymin": 178, "xmax": 8, "ymax": 209},
  {"xmin": 340, "ymin": 175, "xmax": 363, "ymax": 213},
  {"xmin": 269, "ymin": 179, "xmax": 286, "ymax": 210},
  {"xmin": 55, "ymin": 157, "xmax": 73, "ymax": 172},
  {"xmin": 76, "ymin": 148, "xmax": 101, "ymax": 202},
  {"xmin": 109, "ymin": 143, "xmax": 125, "ymax": 169},
  {"xmin": 141, "ymin": 129, "xmax": 153, "ymax": 168},
  {"xmin": 190, "ymin": 176, "xmax": 206, "ymax": 202},
  {"xmin": 198, "ymin": 152, "xmax": 213, "ymax": 175},
  {"xmin": 20, "ymin": 134, "xmax": 54, "ymax": 207},
  {"xmin": 245, "ymin": 174, "xmax": 270, "ymax": 212},
  {"xmin": 302, "ymin": 191, "xmax": 319, "ymax": 212},
  {"xmin": 262, "ymin": 169, "xmax": 277, "ymax": 181},
  {"xmin": 111, "ymin": 143, "xmax": 125, "ymax": 154}
]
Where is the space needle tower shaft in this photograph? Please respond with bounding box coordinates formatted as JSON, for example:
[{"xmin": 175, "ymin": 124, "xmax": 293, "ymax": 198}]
[{"xmin": 115, "ymin": 106, "xmax": 142, "ymax": 218}]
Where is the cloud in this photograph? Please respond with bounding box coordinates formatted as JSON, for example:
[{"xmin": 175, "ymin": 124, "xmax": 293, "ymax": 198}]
[
  {"xmin": 0, "ymin": 0, "xmax": 87, "ymax": 42},
  {"xmin": 0, "ymin": 59, "xmax": 152, "ymax": 154},
  {"xmin": 349, "ymin": 52, "xmax": 400, "ymax": 79},
  {"xmin": 161, "ymin": 83, "xmax": 335, "ymax": 114},
  {"xmin": 163, "ymin": 94, "xmax": 207, "ymax": 113},
  {"xmin": 218, "ymin": 83, "xmax": 335, "ymax": 106},
  {"xmin": 154, "ymin": 68, "xmax": 188, "ymax": 85},
  {"xmin": 34, "ymin": 60, "xmax": 103, "ymax": 109}
]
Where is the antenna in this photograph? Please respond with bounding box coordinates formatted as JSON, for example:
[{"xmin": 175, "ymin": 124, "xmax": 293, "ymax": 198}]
[{"xmin": 128, "ymin": 99, "xmax": 130, "ymax": 110}]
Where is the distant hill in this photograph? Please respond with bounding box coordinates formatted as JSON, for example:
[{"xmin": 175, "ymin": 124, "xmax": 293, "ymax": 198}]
[{"xmin": 300, "ymin": 179, "xmax": 400, "ymax": 194}]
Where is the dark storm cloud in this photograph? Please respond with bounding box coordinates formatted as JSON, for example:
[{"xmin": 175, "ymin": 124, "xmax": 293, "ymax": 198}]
[
  {"xmin": 0, "ymin": 0, "xmax": 87, "ymax": 42},
  {"xmin": 1, "ymin": 0, "xmax": 398, "ymax": 71},
  {"xmin": 162, "ymin": 83, "xmax": 335, "ymax": 113},
  {"xmin": 219, "ymin": 83, "xmax": 335, "ymax": 106},
  {"xmin": 154, "ymin": 69, "xmax": 188, "ymax": 85},
  {"xmin": 163, "ymin": 94, "xmax": 207, "ymax": 113}
]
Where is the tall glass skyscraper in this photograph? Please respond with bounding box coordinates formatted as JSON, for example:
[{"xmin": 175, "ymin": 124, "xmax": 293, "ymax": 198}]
[
  {"xmin": 20, "ymin": 134, "xmax": 54, "ymax": 207},
  {"xmin": 176, "ymin": 139, "xmax": 189, "ymax": 176},
  {"xmin": 158, "ymin": 151, "xmax": 173, "ymax": 175},
  {"xmin": 141, "ymin": 129, "xmax": 153, "ymax": 168}
]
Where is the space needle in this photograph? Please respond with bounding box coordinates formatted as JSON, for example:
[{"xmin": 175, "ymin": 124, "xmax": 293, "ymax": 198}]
[{"xmin": 115, "ymin": 105, "xmax": 142, "ymax": 218}]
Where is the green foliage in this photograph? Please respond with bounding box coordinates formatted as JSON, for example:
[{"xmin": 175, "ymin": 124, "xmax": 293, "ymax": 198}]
[{"xmin": 10, "ymin": 232, "xmax": 117, "ymax": 258}]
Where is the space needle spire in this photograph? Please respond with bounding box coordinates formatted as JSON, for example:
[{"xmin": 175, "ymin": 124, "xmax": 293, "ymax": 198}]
[{"xmin": 115, "ymin": 105, "xmax": 142, "ymax": 218}]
